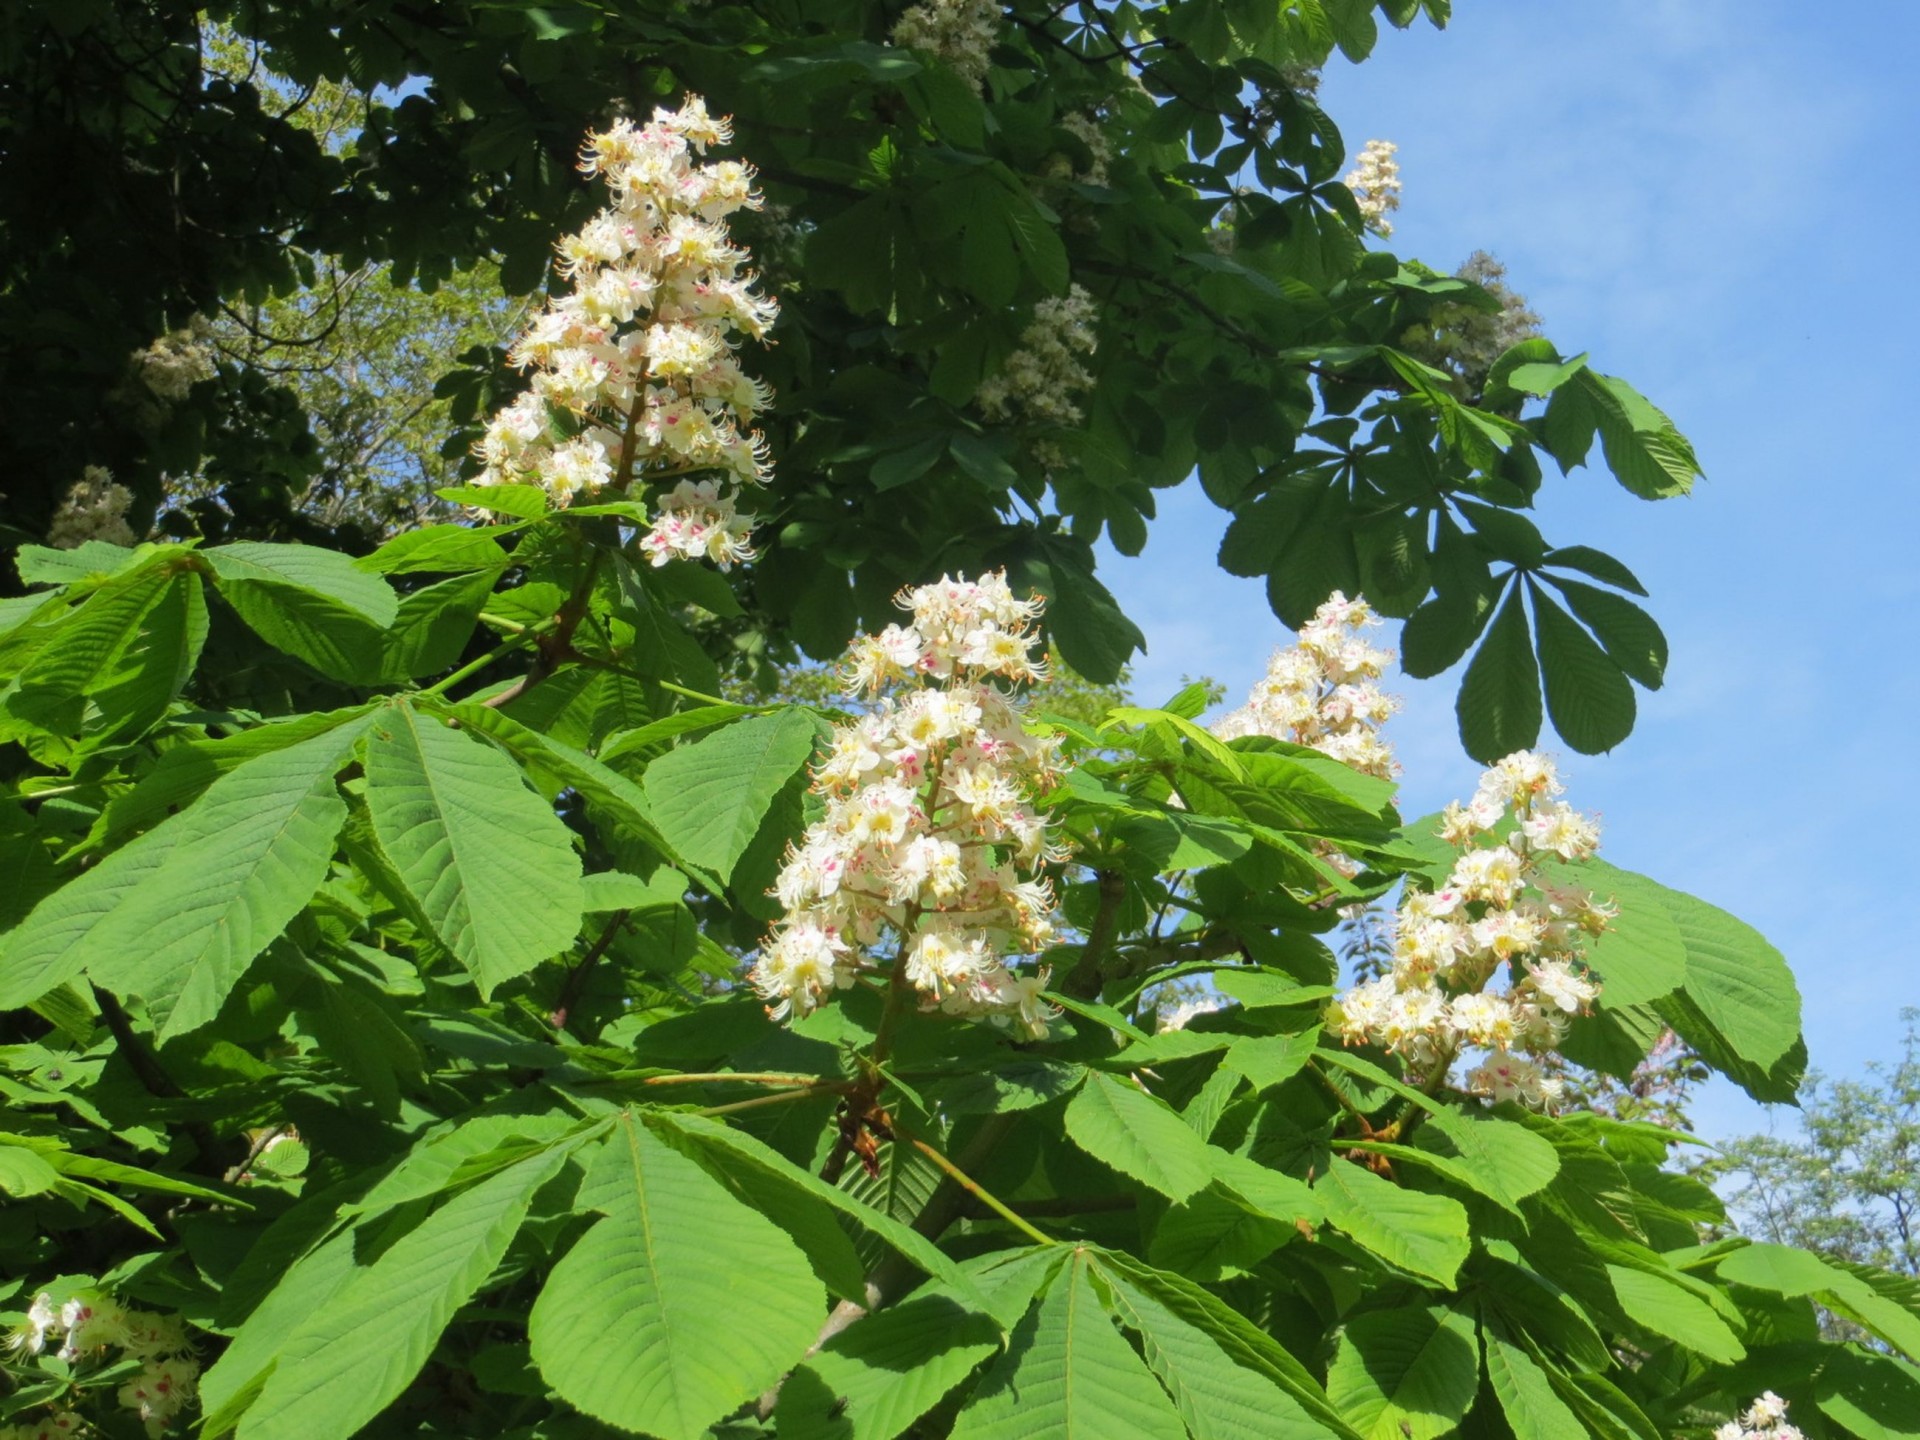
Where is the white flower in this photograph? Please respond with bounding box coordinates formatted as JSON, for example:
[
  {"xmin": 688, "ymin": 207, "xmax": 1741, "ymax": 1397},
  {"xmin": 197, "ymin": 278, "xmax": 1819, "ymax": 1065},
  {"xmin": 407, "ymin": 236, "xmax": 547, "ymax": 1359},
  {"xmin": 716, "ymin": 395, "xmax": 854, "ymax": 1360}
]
[
  {"xmin": 6, "ymin": 1291, "xmax": 59, "ymax": 1355},
  {"xmin": 1519, "ymin": 801, "xmax": 1600, "ymax": 861},
  {"xmin": 119, "ymin": 1356, "xmax": 199, "ymax": 1432},
  {"xmin": 1522, "ymin": 957, "xmax": 1598, "ymax": 1015},
  {"xmin": 1343, "ymin": 139, "xmax": 1402, "ymax": 237}
]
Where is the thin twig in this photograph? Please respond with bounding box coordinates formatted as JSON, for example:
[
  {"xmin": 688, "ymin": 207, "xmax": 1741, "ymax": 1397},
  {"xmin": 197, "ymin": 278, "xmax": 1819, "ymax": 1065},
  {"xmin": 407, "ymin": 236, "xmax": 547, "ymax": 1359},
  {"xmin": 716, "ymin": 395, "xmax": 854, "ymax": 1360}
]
[{"xmin": 549, "ymin": 910, "xmax": 629, "ymax": 1033}]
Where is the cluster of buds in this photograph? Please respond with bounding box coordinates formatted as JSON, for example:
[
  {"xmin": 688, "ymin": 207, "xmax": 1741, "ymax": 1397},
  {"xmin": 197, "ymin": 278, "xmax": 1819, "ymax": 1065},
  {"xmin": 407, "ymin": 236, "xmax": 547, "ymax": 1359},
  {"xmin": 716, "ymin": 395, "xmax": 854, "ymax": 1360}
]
[
  {"xmin": 975, "ymin": 284, "xmax": 1099, "ymax": 432},
  {"xmin": 6, "ymin": 1287, "xmax": 197, "ymax": 1436},
  {"xmin": 752, "ymin": 573, "xmax": 1069, "ymax": 1037},
  {"xmin": 1343, "ymin": 139, "xmax": 1402, "ymax": 237},
  {"xmin": 891, "ymin": 0, "xmax": 1002, "ymax": 90},
  {"xmin": 1331, "ymin": 751, "xmax": 1614, "ymax": 1109},
  {"xmin": 1212, "ymin": 592, "xmax": 1400, "ymax": 780},
  {"xmin": 1716, "ymin": 1394, "xmax": 1801, "ymax": 1440},
  {"xmin": 472, "ymin": 96, "xmax": 776, "ymax": 569},
  {"xmin": 47, "ymin": 466, "xmax": 138, "ymax": 550}
]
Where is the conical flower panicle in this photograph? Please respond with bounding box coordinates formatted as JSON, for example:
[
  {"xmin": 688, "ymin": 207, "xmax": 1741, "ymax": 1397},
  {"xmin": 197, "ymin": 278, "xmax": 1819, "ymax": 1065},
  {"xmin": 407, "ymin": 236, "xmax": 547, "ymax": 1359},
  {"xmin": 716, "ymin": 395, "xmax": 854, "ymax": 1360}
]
[
  {"xmin": 472, "ymin": 95, "xmax": 776, "ymax": 570},
  {"xmin": 754, "ymin": 573, "xmax": 1069, "ymax": 1037}
]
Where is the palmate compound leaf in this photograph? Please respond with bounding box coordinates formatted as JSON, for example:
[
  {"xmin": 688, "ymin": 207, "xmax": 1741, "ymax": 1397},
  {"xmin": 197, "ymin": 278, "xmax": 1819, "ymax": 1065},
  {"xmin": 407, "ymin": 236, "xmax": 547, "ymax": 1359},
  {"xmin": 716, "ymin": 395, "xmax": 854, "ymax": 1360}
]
[
  {"xmin": 230, "ymin": 1146, "xmax": 572, "ymax": 1440},
  {"xmin": 948, "ymin": 1248, "xmax": 1187, "ymax": 1440},
  {"xmin": 0, "ymin": 713, "xmax": 373, "ymax": 1037},
  {"xmin": 642, "ymin": 706, "xmax": 822, "ymax": 883},
  {"xmin": 528, "ymin": 1112, "xmax": 825, "ymax": 1440},
  {"xmin": 1325, "ymin": 1304, "xmax": 1480, "ymax": 1440},
  {"xmin": 363, "ymin": 699, "xmax": 583, "ymax": 995}
]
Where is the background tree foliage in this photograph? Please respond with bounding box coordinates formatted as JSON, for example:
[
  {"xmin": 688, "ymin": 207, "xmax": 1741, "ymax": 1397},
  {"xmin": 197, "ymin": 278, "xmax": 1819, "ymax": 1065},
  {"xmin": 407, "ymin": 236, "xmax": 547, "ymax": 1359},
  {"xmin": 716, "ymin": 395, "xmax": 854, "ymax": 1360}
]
[
  {"xmin": 4, "ymin": 0, "xmax": 1689, "ymax": 759},
  {"xmin": 2, "ymin": 4, "xmax": 1907, "ymax": 1440}
]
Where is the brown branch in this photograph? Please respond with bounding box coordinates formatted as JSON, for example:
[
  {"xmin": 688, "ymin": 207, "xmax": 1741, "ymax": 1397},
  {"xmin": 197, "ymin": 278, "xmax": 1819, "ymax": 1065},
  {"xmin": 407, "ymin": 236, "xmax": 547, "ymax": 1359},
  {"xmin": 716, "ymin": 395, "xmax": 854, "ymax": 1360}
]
[
  {"xmin": 549, "ymin": 910, "xmax": 629, "ymax": 1033},
  {"xmin": 90, "ymin": 983, "xmax": 226, "ymax": 1169}
]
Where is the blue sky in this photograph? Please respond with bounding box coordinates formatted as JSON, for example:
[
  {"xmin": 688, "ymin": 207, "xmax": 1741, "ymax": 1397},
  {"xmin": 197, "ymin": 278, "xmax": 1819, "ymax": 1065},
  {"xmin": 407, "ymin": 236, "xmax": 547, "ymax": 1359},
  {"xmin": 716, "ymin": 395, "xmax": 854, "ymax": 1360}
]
[{"xmin": 1101, "ymin": 0, "xmax": 1919, "ymax": 1141}]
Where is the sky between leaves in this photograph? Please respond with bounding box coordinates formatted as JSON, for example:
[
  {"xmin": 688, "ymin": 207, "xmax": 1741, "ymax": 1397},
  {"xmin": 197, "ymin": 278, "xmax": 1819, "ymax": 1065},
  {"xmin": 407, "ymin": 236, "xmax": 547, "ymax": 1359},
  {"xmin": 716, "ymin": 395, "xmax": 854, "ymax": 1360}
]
[{"xmin": 1102, "ymin": 0, "xmax": 1920, "ymax": 1141}]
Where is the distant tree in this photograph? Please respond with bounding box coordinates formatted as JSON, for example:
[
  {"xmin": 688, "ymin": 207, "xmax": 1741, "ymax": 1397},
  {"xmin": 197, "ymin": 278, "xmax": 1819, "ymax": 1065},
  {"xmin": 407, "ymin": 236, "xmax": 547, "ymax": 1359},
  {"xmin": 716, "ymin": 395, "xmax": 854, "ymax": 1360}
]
[{"xmin": 1708, "ymin": 1011, "xmax": 1920, "ymax": 1277}]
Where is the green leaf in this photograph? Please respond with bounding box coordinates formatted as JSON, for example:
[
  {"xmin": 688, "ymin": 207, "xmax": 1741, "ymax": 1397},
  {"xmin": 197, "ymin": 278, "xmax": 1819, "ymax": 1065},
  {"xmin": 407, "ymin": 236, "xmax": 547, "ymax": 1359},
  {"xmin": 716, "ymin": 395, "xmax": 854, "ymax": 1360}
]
[
  {"xmin": 778, "ymin": 1288, "xmax": 1004, "ymax": 1440},
  {"xmin": 1315, "ymin": 1156, "xmax": 1470, "ymax": 1286},
  {"xmin": 0, "ymin": 716, "xmax": 370, "ymax": 1036},
  {"xmin": 1529, "ymin": 581, "xmax": 1634, "ymax": 754},
  {"xmin": 1604, "ymin": 1264, "xmax": 1744, "ymax": 1363},
  {"xmin": 1096, "ymin": 1250, "xmax": 1359, "ymax": 1438},
  {"xmin": 377, "ymin": 569, "xmax": 497, "ymax": 681},
  {"xmin": 1715, "ymin": 1243, "xmax": 1920, "ymax": 1360},
  {"xmin": 1482, "ymin": 1330, "xmax": 1586, "ymax": 1440},
  {"xmin": 436, "ymin": 482, "xmax": 550, "ymax": 518},
  {"xmin": 5, "ymin": 562, "xmax": 185, "ymax": 740},
  {"xmin": 0, "ymin": 1142, "xmax": 60, "ymax": 1196},
  {"xmin": 1100, "ymin": 1254, "xmax": 1329, "ymax": 1439},
  {"xmin": 203, "ymin": 542, "xmax": 398, "ymax": 680},
  {"xmin": 1064, "ymin": 1072, "xmax": 1215, "ymax": 1202},
  {"xmin": 15, "ymin": 540, "xmax": 147, "ymax": 587},
  {"xmin": 1656, "ymin": 881, "xmax": 1802, "ymax": 1074},
  {"xmin": 203, "ymin": 542, "xmax": 399, "ymax": 622},
  {"xmin": 642, "ymin": 708, "xmax": 820, "ymax": 882},
  {"xmin": 1223, "ymin": 1030, "xmax": 1318, "ymax": 1091},
  {"xmin": 236, "ymin": 1148, "xmax": 568, "ymax": 1440},
  {"xmin": 950, "ymin": 1250, "xmax": 1187, "ymax": 1440},
  {"xmin": 1325, "ymin": 1305, "xmax": 1479, "ymax": 1440},
  {"xmin": 646, "ymin": 1111, "xmax": 981, "ymax": 1303},
  {"xmin": 1400, "ymin": 589, "xmax": 1495, "ymax": 680},
  {"xmin": 528, "ymin": 1114, "xmax": 824, "ymax": 1440},
  {"xmin": 1539, "ymin": 546, "xmax": 1647, "ymax": 597},
  {"xmin": 1570, "ymin": 860, "xmax": 1688, "ymax": 1008},
  {"xmin": 1543, "ymin": 577, "xmax": 1666, "ymax": 690},
  {"xmin": 1455, "ymin": 583, "xmax": 1541, "ymax": 763},
  {"xmin": 1571, "ymin": 370, "xmax": 1701, "ymax": 500},
  {"xmin": 1501, "ymin": 352, "xmax": 1590, "ymax": 398},
  {"xmin": 364, "ymin": 700, "xmax": 583, "ymax": 994}
]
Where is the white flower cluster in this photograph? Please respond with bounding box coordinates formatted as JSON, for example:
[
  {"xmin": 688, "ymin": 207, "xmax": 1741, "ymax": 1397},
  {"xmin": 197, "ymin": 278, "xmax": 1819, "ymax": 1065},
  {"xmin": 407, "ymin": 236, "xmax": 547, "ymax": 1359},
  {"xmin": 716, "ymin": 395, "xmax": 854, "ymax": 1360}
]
[
  {"xmin": 473, "ymin": 96, "xmax": 776, "ymax": 569},
  {"xmin": 1047, "ymin": 111, "xmax": 1112, "ymax": 187},
  {"xmin": 6, "ymin": 1287, "xmax": 197, "ymax": 1436},
  {"xmin": 1332, "ymin": 751, "xmax": 1614, "ymax": 1109},
  {"xmin": 1212, "ymin": 592, "xmax": 1400, "ymax": 780},
  {"xmin": 975, "ymin": 284, "xmax": 1098, "ymax": 430},
  {"xmin": 753, "ymin": 573, "xmax": 1069, "ymax": 1037},
  {"xmin": 47, "ymin": 466, "xmax": 138, "ymax": 549},
  {"xmin": 1343, "ymin": 139, "xmax": 1402, "ymax": 238},
  {"xmin": 891, "ymin": 0, "xmax": 1002, "ymax": 90},
  {"xmin": 1716, "ymin": 1393, "xmax": 1801, "ymax": 1440},
  {"xmin": 131, "ymin": 318, "xmax": 217, "ymax": 405}
]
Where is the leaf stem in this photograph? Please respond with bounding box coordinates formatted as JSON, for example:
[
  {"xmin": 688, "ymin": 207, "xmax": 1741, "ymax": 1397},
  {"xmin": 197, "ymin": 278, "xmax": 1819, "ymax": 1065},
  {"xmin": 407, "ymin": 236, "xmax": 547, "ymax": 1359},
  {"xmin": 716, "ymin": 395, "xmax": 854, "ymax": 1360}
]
[
  {"xmin": 645, "ymin": 1071, "xmax": 826, "ymax": 1088},
  {"xmin": 421, "ymin": 616, "xmax": 554, "ymax": 698},
  {"xmin": 696, "ymin": 1081, "xmax": 854, "ymax": 1118},
  {"xmin": 907, "ymin": 1137, "xmax": 1054, "ymax": 1247}
]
